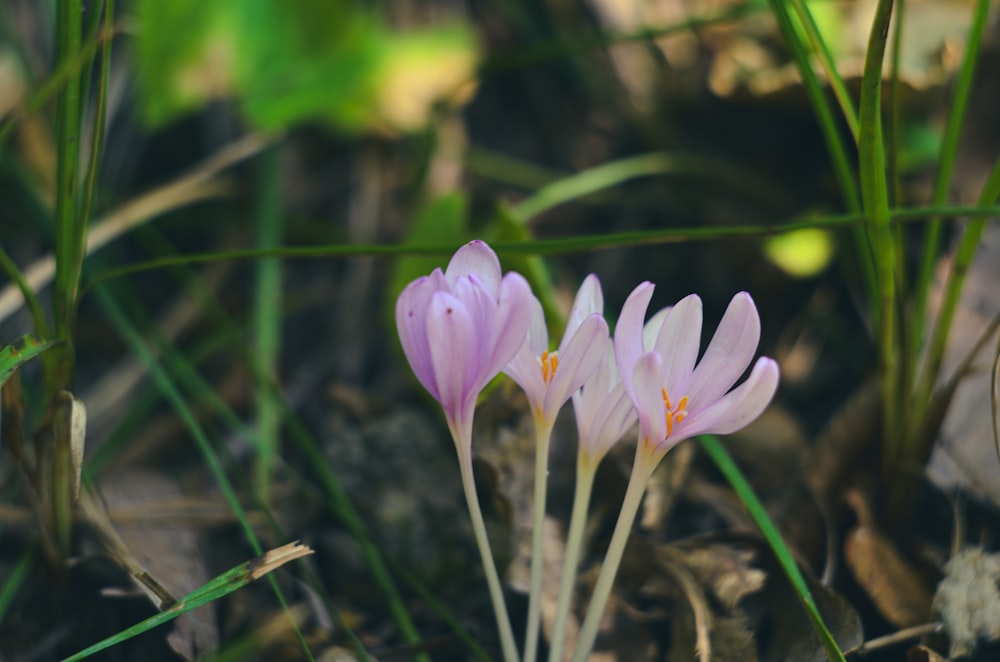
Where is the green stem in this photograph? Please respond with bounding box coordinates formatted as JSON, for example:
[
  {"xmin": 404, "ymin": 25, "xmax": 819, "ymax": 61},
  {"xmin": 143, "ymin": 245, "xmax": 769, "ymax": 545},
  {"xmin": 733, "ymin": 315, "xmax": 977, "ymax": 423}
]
[
  {"xmin": 912, "ymin": 0, "xmax": 993, "ymax": 409},
  {"xmin": 253, "ymin": 145, "xmax": 283, "ymax": 506},
  {"xmin": 548, "ymin": 453, "xmax": 598, "ymax": 662},
  {"xmin": 699, "ymin": 435, "xmax": 845, "ymax": 661},
  {"xmin": 857, "ymin": 0, "xmax": 900, "ymax": 494},
  {"xmin": 451, "ymin": 417, "xmax": 520, "ymax": 662},
  {"xmin": 52, "ymin": 0, "xmax": 84, "ymax": 378},
  {"xmin": 912, "ymin": 0, "xmax": 992, "ymax": 369},
  {"xmin": 571, "ymin": 445, "xmax": 654, "ymax": 662},
  {"xmin": 915, "ymin": 154, "xmax": 1000, "ymax": 431},
  {"xmin": 523, "ymin": 415, "xmax": 555, "ymax": 662}
]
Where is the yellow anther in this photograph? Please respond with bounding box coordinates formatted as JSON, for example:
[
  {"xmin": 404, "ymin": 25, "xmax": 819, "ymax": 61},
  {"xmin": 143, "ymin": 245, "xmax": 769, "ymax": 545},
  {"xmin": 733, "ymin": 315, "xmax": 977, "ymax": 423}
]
[
  {"xmin": 661, "ymin": 389, "xmax": 690, "ymax": 438},
  {"xmin": 540, "ymin": 351, "xmax": 559, "ymax": 384}
]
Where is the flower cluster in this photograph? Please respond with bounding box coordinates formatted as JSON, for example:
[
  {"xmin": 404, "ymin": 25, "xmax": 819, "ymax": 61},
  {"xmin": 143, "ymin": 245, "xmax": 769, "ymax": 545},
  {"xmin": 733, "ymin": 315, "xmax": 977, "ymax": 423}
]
[{"xmin": 396, "ymin": 240, "xmax": 779, "ymax": 662}]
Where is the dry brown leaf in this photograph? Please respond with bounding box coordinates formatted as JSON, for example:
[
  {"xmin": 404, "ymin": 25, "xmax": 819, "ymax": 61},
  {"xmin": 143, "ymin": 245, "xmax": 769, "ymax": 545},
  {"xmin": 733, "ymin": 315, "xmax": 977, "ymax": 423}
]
[
  {"xmin": 927, "ymin": 222, "xmax": 1000, "ymax": 508},
  {"xmin": 844, "ymin": 489, "xmax": 934, "ymax": 628},
  {"xmin": 93, "ymin": 469, "xmax": 219, "ymax": 660}
]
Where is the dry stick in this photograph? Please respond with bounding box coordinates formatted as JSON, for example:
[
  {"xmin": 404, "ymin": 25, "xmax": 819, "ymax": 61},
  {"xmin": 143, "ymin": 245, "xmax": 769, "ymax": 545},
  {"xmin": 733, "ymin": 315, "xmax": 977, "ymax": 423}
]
[
  {"xmin": 842, "ymin": 622, "xmax": 943, "ymax": 657},
  {"xmin": 0, "ymin": 133, "xmax": 271, "ymax": 325}
]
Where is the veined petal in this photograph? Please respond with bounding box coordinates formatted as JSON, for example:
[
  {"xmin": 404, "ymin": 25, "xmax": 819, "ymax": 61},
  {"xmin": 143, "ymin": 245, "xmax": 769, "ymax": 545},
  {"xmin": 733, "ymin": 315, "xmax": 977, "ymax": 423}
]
[
  {"xmin": 505, "ymin": 298, "xmax": 548, "ymax": 404},
  {"xmin": 652, "ymin": 294, "xmax": 702, "ymax": 393},
  {"xmin": 483, "ymin": 272, "xmax": 534, "ymax": 392},
  {"xmin": 614, "ymin": 282, "xmax": 655, "ymax": 404},
  {"xmin": 572, "ymin": 346, "xmax": 616, "ymax": 430},
  {"xmin": 543, "ymin": 314, "xmax": 608, "ymax": 419},
  {"xmin": 642, "ymin": 306, "xmax": 670, "ymax": 351},
  {"xmin": 687, "ymin": 292, "xmax": 761, "ymax": 405},
  {"xmin": 581, "ymin": 380, "xmax": 636, "ymax": 459},
  {"xmin": 681, "ymin": 357, "xmax": 779, "ymax": 438},
  {"xmin": 631, "ymin": 352, "xmax": 668, "ymax": 445},
  {"xmin": 427, "ymin": 292, "xmax": 479, "ymax": 422},
  {"xmin": 396, "ymin": 273, "xmax": 444, "ymax": 400},
  {"xmin": 565, "ymin": 274, "xmax": 604, "ymax": 343},
  {"xmin": 445, "ymin": 240, "xmax": 501, "ymax": 296}
]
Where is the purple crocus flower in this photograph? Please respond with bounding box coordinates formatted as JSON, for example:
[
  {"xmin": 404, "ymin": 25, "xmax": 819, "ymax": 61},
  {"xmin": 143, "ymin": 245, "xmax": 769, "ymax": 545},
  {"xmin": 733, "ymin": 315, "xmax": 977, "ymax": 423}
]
[
  {"xmin": 614, "ymin": 282, "xmax": 780, "ymax": 456},
  {"xmin": 506, "ymin": 274, "xmax": 609, "ymax": 425},
  {"xmin": 395, "ymin": 240, "xmax": 534, "ymax": 448}
]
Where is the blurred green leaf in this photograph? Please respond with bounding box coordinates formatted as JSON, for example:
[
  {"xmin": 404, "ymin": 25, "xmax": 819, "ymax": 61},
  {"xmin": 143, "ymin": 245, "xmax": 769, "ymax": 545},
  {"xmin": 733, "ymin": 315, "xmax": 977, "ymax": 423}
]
[
  {"xmin": 134, "ymin": 1, "xmax": 477, "ymax": 133},
  {"xmin": 0, "ymin": 336, "xmax": 57, "ymax": 390},
  {"xmin": 389, "ymin": 193, "xmax": 468, "ymax": 307}
]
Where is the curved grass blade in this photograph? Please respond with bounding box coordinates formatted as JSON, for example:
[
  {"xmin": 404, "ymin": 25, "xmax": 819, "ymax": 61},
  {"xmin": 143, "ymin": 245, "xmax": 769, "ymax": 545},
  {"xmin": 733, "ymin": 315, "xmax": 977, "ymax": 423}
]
[
  {"xmin": 698, "ymin": 435, "xmax": 846, "ymax": 662},
  {"xmin": 82, "ymin": 204, "xmax": 1000, "ymax": 286},
  {"xmin": 509, "ymin": 152, "xmax": 786, "ymax": 224},
  {"xmin": 94, "ymin": 286, "xmax": 316, "ymax": 661},
  {"xmin": 0, "ymin": 547, "xmax": 33, "ymax": 624},
  {"xmin": 912, "ymin": 0, "xmax": 993, "ymax": 361},
  {"xmin": 0, "ymin": 336, "xmax": 58, "ymax": 389},
  {"xmin": 61, "ymin": 542, "xmax": 313, "ymax": 662}
]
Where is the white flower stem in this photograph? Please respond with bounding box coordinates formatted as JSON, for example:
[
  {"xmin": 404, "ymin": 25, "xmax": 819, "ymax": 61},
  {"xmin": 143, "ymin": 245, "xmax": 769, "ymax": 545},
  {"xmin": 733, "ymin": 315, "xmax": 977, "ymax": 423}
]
[
  {"xmin": 457, "ymin": 447, "xmax": 521, "ymax": 662},
  {"xmin": 570, "ymin": 447, "xmax": 655, "ymax": 662},
  {"xmin": 523, "ymin": 416, "xmax": 555, "ymax": 662},
  {"xmin": 547, "ymin": 453, "xmax": 598, "ymax": 662}
]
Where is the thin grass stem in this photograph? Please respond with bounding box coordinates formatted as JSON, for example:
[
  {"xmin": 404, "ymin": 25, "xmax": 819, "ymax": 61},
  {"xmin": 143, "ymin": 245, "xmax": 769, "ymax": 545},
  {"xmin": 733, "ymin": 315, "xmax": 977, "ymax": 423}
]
[
  {"xmin": 856, "ymin": 0, "xmax": 902, "ymax": 497},
  {"xmin": 698, "ymin": 435, "xmax": 845, "ymax": 661},
  {"xmin": 252, "ymin": 145, "xmax": 284, "ymax": 506},
  {"xmin": 912, "ymin": 0, "xmax": 992, "ymax": 369}
]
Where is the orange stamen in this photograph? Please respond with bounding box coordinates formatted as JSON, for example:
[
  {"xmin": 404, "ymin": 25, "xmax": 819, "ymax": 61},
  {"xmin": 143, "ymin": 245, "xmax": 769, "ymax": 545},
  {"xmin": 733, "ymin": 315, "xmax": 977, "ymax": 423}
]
[
  {"xmin": 661, "ymin": 389, "xmax": 690, "ymax": 438},
  {"xmin": 540, "ymin": 351, "xmax": 559, "ymax": 384}
]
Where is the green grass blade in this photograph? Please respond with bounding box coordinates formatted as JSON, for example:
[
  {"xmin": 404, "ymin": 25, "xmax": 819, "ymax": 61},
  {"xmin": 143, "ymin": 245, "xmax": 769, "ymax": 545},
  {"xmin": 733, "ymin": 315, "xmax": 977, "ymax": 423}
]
[
  {"xmin": 856, "ymin": 0, "xmax": 902, "ymax": 495},
  {"xmin": 77, "ymin": 0, "xmax": 114, "ymax": 250},
  {"xmin": 93, "ymin": 285, "xmax": 316, "ymax": 661},
  {"xmin": 0, "ymin": 336, "xmax": 58, "ymax": 389},
  {"xmin": 0, "ymin": 245, "xmax": 52, "ymax": 340},
  {"xmin": 787, "ymin": 0, "xmax": 858, "ymax": 140},
  {"xmin": 911, "ymin": 0, "xmax": 992, "ymax": 386},
  {"xmin": 252, "ymin": 145, "xmax": 284, "ymax": 506},
  {"xmin": 61, "ymin": 542, "xmax": 313, "ymax": 662},
  {"xmin": 508, "ymin": 152, "xmax": 785, "ymax": 224},
  {"xmin": 766, "ymin": 0, "xmax": 875, "ymax": 309},
  {"xmin": 0, "ymin": 547, "xmax": 33, "ymax": 623},
  {"xmin": 83, "ymin": 204, "xmax": 1000, "ymax": 286},
  {"xmin": 915, "ymin": 152, "xmax": 1000, "ymax": 437},
  {"xmin": 698, "ymin": 435, "xmax": 845, "ymax": 662},
  {"xmin": 52, "ymin": 0, "xmax": 84, "ymax": 375}
]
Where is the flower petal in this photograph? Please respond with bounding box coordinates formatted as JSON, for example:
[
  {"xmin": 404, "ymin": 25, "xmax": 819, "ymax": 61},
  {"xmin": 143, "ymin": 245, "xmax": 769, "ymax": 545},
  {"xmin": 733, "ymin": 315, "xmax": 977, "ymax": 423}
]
[
  {"xmin": 505, "ymin": 296, "xmax": 548, "ymax": 404},
  {"xmin": 564, "ymin": 274, "xmax": 604, "ymax": 344},
  {"xmin": 427, "ymin": 292, "xmax": 480, "ymax": 422},
  {"xmin": 572, "ymin": 346, "xmax": 616, "ymax": 430},
  {"xmin": 642, "ymin": 306, "xmax": 670, "ymax": 352},
  {"xmin": 686, "ymin": 292, "xmax": 761, "ymax": 405},
  {"xmin": 445, "ymin": 240, "xmax": 501, "ymax": 296},
  {"xmin": 652, "ymin": 294, "xmax": 702, "ymax": 394},
  {"xmin": 543, "ymin": 314, "xmax": 608, "ymax": 419},
  {"xmin": 631, "ymin": 351, "xmax": 668, "ymax": 445},
  {"xmin": 395, "ymin": 271, "xmax": 445, "ymax": 400},
  {"xmin": 680, "ymin": 357, "xmax": 779, "ymax": 438},
  {"xmin": 581, "ymin": 380, "xmax": 636, "ymax": 459},
  {"xmin": 482, "ymin": 272, "xmax": 534, "ymax": 392},
  {"xmin": 614, "ymin": 282, "xmax": 655, "ymax": 404}
]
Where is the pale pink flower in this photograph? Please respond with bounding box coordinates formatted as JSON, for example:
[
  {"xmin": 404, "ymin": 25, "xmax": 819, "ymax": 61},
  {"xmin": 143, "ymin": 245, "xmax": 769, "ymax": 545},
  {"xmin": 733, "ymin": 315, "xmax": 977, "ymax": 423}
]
[
  {"xmin": 506, "ymin": 274, "xmax": 609, "ymax": 425},
  {"xmin": 614, "ymin": 283, "xmax": 779, "ymax": 455},
  {"xmin": 396, "ymin": 240, "xmax": 534, "ymax": 444}
]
